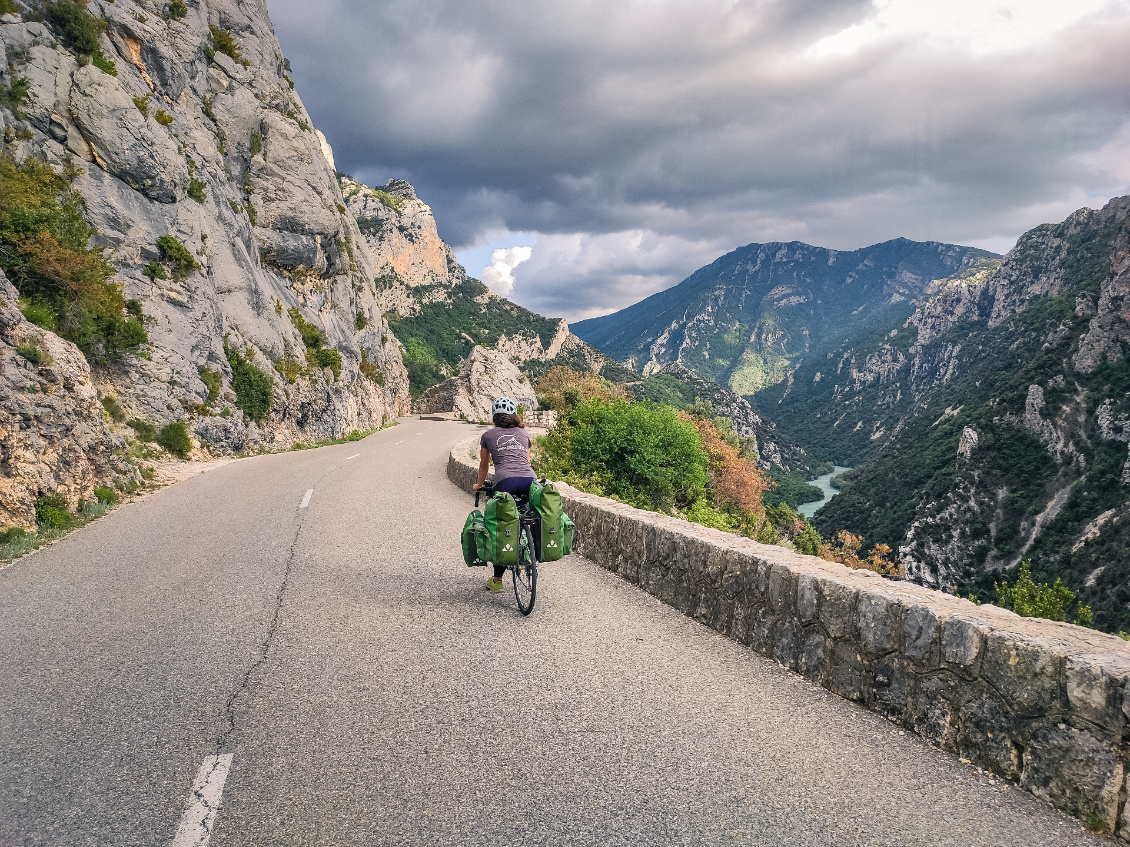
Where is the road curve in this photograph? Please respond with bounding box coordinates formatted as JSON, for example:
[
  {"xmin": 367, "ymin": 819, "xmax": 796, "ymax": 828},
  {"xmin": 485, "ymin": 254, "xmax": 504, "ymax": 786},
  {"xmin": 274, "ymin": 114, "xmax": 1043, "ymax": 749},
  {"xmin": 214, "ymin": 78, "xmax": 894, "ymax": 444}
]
[{"xmin": 0, "ymin": 419, "xmax": 1104, "ymax": 846}]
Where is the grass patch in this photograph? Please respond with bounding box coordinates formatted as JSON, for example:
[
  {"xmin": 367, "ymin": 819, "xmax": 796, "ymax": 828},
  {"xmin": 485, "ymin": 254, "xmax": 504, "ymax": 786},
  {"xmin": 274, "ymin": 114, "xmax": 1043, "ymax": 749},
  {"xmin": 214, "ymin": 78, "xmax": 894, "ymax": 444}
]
[
  {"xmin": 15, "ymin": 336, "xmax": 51, "ymax": 366},
  {"xmin": 127, "ymin": 417, "xmax": 158, "ymax": 441},
  {"xmin": 2, "ymin": 492, "xmax": 121, "ymax": 565}
]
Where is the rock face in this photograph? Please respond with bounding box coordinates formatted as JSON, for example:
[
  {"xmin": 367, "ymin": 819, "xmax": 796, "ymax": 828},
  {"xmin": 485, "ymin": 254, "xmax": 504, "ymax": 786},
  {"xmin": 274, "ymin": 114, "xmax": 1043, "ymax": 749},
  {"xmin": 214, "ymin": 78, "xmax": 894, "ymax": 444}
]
[
  {"xmin": 448, "ymin": 432, "xmax": 1130, "ymax": 835},
  {"xmin": 0, "ymin": 271, "xmax": 133, "ymax": 529},
  {"xmin": 415, "ymin": 346, "xmax": 537, "ymax": 421},
  {"xmin": 573, "ymin": 238, "xmax": 995, "ymax": 395},
  {"xmin": 774, "ymin": 197, "xmax": 1130, "ymax": 631},
  {"xmin": 0, "ymin": 0, "xmax": 411, "ymax": 465}
]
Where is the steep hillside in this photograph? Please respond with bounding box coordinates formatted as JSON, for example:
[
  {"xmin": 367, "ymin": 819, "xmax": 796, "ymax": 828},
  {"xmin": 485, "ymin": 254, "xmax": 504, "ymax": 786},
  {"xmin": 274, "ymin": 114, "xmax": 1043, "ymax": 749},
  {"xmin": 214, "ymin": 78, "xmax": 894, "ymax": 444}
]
[
  {"xmin": 0, "ymin": 0, "xmax": 411, "ymax": 471},
  {"xmin": 573, "ymin": 238, "xmax": 995, "ymax": 395},
  {"xmin": 339, "ymin": 172, "xmax": 634, "ymax": 400},
  {"xmin": 804, "ymin": 197, "xmax": 1130, "ymax": 631}
]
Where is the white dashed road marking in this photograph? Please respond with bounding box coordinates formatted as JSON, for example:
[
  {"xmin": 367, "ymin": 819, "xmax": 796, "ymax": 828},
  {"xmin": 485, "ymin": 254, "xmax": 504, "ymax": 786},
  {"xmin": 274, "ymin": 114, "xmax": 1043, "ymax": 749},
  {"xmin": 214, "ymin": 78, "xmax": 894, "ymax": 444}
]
[
  {"xmin": 169, "ymin": 754, "xmax": 234, "ymax": 847},
  {"xmin": 394, "ymin": 441, "xmax": 403, "ymax": 445},
  {"xmin": 344, "ymin": 454, "xmax": 360, "ymax": 460},
  {"xmin": 300, "ymin": 489, "xmax": 314, "ymax": 508}
]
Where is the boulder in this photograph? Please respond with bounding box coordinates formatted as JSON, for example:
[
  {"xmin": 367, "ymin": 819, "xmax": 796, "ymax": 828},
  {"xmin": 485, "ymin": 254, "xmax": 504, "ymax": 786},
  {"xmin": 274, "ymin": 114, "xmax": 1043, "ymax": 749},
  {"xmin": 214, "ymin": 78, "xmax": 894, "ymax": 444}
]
[{"xmin": 415, "ymin": 346, "xmax": 537, "ymax": 421}]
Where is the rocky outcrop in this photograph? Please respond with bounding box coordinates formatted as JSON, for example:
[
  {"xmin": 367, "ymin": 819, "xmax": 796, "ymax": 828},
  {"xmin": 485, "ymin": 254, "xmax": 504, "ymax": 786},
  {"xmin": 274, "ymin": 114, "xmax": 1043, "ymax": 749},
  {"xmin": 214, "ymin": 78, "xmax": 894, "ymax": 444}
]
[
  {"xmin": 0, "ymin": 271, "xmax": 133, "ymax": 529},
  {"xmin": 0, "ymin": 0, "xmax": 411, "ymax": 462},
  {"xmin": 415, "ymin": 346, "xmax": 537, "ymax": 421},
  {"xmin": 448, "ymin": 432, "xmax": 1130, "ymax": 835}
]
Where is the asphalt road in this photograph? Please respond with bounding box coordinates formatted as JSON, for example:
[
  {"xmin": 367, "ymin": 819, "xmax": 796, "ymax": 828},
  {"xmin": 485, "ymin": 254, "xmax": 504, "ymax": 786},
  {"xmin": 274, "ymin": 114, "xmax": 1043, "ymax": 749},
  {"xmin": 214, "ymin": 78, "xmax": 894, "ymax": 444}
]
[{"xmin": 0, "ymin": 419, "xmax": 1105, "ymax": 846}]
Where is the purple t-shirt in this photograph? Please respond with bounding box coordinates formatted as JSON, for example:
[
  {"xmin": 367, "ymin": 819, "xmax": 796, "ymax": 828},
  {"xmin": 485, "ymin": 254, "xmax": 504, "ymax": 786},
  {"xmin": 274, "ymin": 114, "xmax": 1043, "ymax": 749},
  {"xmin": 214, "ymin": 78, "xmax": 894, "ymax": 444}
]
[{"xmin": 481, "ymin": 426, "xmax": 534, "ymax": 480}]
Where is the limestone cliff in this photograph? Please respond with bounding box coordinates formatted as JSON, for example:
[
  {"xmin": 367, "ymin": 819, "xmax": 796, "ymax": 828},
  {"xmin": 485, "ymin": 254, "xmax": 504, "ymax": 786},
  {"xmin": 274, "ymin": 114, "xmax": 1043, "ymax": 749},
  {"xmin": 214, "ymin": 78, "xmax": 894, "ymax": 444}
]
[
  {"xmin": 0, "ymin": 270, "xmax": 135, "ymax": 529},
  {"xmin": 0, "ymin": 0, "xmax": 411, "ymax": 468}
]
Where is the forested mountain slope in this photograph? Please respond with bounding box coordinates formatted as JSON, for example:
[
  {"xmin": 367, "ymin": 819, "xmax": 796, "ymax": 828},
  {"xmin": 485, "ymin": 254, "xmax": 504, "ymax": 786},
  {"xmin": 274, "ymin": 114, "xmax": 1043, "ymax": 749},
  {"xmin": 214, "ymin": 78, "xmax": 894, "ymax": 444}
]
[
  {"xmin": 572, "ymin": 238, "xmax": 995, "ymax": 394},
  {"xmin": 802, "ymin": 197, "xmax": 1130, "ymax": 631}
]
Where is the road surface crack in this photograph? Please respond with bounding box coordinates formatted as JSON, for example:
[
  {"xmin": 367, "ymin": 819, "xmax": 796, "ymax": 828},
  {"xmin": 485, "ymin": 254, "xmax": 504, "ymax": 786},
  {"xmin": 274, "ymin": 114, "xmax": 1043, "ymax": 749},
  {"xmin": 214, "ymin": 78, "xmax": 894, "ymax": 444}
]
[{"xmin": 215, "ymin": 513, "xmax": 304, "ymax": 753}]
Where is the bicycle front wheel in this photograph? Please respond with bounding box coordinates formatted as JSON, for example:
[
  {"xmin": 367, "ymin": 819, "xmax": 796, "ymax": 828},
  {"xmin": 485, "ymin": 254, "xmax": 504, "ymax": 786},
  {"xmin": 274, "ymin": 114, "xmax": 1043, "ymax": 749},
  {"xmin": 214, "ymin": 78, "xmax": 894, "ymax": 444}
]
[{"xmin": 513, "ymin": 525, "xmax": 537, "ymax": 615}]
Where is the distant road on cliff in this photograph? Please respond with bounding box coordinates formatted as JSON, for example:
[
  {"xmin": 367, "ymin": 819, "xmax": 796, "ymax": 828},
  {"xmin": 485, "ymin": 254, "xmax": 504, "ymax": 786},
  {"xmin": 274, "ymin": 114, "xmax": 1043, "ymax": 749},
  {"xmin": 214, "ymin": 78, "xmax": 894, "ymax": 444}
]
[{"xmin": 0, "ymin": 420, "xmax": 1100, "ymax": 846}]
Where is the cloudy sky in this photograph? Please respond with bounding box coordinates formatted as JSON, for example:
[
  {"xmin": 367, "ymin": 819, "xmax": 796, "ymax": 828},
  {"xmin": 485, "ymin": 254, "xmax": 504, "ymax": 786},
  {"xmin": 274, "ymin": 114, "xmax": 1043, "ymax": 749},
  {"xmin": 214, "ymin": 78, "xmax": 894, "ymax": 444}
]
[{"xmin": 269, "ymin": 0, "xmax": 1130, "ymax": 322}]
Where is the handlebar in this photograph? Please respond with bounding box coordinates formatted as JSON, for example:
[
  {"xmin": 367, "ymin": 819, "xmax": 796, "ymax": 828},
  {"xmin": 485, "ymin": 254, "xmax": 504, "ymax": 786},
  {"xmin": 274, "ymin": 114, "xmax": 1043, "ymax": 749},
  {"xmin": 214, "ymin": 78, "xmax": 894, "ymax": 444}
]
[{"xmin": 474, "ymin": 480, "xmax": 494, "ymax": 507}]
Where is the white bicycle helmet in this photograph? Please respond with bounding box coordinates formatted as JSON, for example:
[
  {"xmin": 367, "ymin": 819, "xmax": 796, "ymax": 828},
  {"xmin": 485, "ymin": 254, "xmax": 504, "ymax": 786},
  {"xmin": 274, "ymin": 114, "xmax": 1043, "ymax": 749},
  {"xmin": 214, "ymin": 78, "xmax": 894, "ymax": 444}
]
[{"xmin": 492, "ymin": 396, "xmax": 517, "ymax": 416}]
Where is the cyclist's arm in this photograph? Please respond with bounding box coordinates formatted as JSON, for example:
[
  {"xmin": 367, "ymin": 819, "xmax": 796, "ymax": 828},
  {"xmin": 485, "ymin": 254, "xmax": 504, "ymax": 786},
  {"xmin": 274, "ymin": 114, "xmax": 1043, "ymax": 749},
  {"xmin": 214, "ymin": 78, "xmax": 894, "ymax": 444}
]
[{"xmin": 474, "ymin": 446, "xmax": 490, "ymax": 491}]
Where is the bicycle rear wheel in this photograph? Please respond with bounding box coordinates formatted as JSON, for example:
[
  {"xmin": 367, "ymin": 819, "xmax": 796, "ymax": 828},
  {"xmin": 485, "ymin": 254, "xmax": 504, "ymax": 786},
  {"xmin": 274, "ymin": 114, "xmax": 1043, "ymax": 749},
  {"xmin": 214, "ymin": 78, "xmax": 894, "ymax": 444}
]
[{"xmin": 512, "ymin": 525, "xmax": 537, "ymax": 615}]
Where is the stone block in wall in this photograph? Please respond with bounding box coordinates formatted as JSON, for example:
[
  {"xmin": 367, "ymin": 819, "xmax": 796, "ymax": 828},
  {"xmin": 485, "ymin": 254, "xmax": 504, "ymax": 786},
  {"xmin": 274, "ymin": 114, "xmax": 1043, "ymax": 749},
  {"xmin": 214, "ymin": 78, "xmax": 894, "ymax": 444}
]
[
  {"xmin": 903, "ymin": 604, "xmax": 939, "ymax": 663},
  {"xmin": 857, "ymin": 590, "xmax": 900, "ymax": 656},
  {"xmin": 817, "ymin": 578, "xmax": 858, "ymax": 639},
  {"xmin": 1067, "ymin": 653, "xmax": 1130, "ymax": 734},
  {"xmin": 1021, "ymin": 724, "xmax": 1124, "ymax": 831},
  {"xmin": 943, "ymin": 615, "xmax": 988, "ymax": 669},
  {"xmin": 982, "ymin": 632, "xmax": 1065, "ymax": 719}
]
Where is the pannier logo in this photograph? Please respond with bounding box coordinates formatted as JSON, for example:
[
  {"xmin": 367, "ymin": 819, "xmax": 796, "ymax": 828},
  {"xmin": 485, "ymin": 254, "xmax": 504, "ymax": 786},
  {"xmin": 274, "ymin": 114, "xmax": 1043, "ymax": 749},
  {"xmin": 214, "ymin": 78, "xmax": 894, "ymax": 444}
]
[
  {"xmin": 546, "ymin": 540, "xmax": 558, "ymax": 548},
  {"xmin": 505, "ymin": 529, "xmax": 512, "ymax": 536},
  {"xmin": 502, "ymin": 543, "xmax": 514, "ymax": 552}
]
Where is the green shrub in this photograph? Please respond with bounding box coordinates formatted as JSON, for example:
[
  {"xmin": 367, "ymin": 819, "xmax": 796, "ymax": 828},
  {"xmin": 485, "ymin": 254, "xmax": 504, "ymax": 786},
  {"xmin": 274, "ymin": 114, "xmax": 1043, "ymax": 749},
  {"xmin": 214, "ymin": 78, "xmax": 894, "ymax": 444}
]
[
  {"xmin": 167, "ymin": 0, "xmax": 187, "ymax": 19},
  {"xmin": 35, "ymin": 493, "xmax": 72, "ymax": 528},
  {"xmin": 245, "ymin": 201, "xmax": 256, "ymax": 225},
  {"xmin": 288, "ymin": 307, "xmax": 325, "ymax": 349},
  {"xmin": 125, "ymin": 298, "xmax": 142, "ymax": 318},
  {"xmin": 995, "ymin": 560, "xmax": 1092, "ymax": 626},
  {"xmin": 156, "ymin": 235, "xmax": 200, "ymax": 281},
  {"xmin": 187, "ymin": 178, "xmax": 206, "ymax": 204},
  {"xmin": 143, "ymin": 260, "xmax": 168, "ymax": 281},
  {"xmin": 209, "ymin": 24, "xmax": 248, "ymax": 67},
  {"xmin": 91, "ymin": 51, "xmax": 116, "ymax": 76},
  {"xmin": 198, "ymin": 366, "xmax": 221, "ymax": 404},
  {"xmin": 157, "ymin": 420, "xmax": 191, "ymax": 457},
  {"xmin": 354, "ymin": 310, "xmax": 369, "ymax": 331},
  {"xmin": 2, "ymin": 76, "xmax": 31, "ymax": 118},
  {"xmin": 101, "ymin": 395, "xmax": 126, "ymax": 422},
  {"xmin": 46, "ymin": 0, "xmax": 103, "ymax": 54},
  {"xmin": 15, "ymin": 337, "xmax": 51, "ymax": 365},
  {"xmin": 225, "ymin": 340, "xmax": 273, "ymax": 421},
  {"xmin": 359, "ymin": 349, "xmax": 379, "ymax": 380},
  {"xmin": 154, "ymin": 108, "xmax": 174, "ymax": 127},
  {"xmin": 127, "ymin": 417, "xmax": 158, "ymax": 441},
  {"xmin": 93, "ymin": 486, "xmax": 118, "ymax": 504},
  {"xmin": 356, "ymin": 216, "xmax": 385, "ymax": 237},
  {"xmin": 0, "ymin": 0, "xmax": 19, "ymax": 16},
  {"xmin": 1, "ymin": 155, "xmax": 148, "ymax": 361},
  {"xmin": 537, "ymin": 399, "xmax": 708, "ymax": 512},
  {"xmin": 273, "ymin": 356, "xmax": 302, "ymax": 383},
  {"xmin": 314, "ymin": 347, "xmax": 341, "ymax": 379},
  {"xmin": 249, "ymin": 130, "xmax": 262, "ymax": 157}
]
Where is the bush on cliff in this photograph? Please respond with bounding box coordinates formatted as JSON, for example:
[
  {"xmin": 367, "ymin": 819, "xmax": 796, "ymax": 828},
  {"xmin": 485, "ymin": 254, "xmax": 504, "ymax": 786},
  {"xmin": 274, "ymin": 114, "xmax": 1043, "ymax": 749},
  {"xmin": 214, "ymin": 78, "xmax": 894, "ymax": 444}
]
[
  {"xmin": 225, "ymin": 340, "xmax": 273, "ymax": 422},
  {"xmin": 0, "ymin": 155, "xmax": 147, "ymax": 361}
]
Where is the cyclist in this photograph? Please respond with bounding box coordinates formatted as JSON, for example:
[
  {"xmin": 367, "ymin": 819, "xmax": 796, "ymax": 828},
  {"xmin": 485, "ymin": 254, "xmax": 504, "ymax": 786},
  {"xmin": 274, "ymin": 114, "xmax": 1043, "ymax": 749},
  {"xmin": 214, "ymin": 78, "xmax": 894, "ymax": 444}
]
[{"xmin": 474, "ymin": 396, "xmax": 536, "ymax": 593}]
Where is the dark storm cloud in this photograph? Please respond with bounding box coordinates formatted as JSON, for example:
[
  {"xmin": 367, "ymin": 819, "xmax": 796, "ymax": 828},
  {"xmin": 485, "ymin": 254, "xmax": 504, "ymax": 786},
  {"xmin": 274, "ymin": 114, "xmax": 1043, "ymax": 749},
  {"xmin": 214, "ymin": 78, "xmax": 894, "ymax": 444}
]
[{"xmin": 268, "ymin": 0, "xmax": 1130, "ymax": 320}]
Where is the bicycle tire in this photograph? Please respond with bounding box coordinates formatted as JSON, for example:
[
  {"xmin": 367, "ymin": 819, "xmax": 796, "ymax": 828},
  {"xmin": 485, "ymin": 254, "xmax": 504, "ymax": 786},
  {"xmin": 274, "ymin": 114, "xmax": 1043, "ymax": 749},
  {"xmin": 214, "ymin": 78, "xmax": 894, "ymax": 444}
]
[{"xmin": 513, "ymin": 524, "xmax": 537, "ymax": 615}]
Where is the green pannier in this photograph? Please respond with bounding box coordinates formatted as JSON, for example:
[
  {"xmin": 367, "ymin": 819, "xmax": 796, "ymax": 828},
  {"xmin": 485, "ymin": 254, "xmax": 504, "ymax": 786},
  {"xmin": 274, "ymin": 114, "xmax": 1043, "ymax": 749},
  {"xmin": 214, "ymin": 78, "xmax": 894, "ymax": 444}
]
[
  {"xmin": 561, "ymin": 512, "xmax": 574, "ymax": 556},
  {"xmin": 484, "ymin": 491, "xmax": 520, "ymax": 567},
  {"xmin": 530, "ymin": 479, "xmax": 573, "ymax": 562},
  {"xmin": 461, "ymin": 510, "xmax": 490, "ymax": 567}
]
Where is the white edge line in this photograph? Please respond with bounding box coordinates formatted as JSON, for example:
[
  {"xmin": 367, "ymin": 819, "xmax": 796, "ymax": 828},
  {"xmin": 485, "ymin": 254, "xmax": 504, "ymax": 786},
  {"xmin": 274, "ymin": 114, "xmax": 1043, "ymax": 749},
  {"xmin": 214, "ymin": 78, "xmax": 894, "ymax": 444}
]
[
  {"xmin": 344, "ymin": 454, "xmax": 360, "ymax": 460},
  {"xmin": 299, "ymin": 488, "xmax": 314, "ymax": 508},
  {"xmin": 170, "ymin": 754, "xmax": 234, "ymax": 847}
]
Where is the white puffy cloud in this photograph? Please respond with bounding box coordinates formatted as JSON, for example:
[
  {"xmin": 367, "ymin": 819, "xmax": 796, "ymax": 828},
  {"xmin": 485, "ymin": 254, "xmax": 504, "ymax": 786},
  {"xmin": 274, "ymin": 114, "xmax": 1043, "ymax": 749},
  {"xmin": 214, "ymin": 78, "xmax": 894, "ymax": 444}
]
[{"xmin": 480, "ymin": 246, "xmax": 533, "ymax": 297}]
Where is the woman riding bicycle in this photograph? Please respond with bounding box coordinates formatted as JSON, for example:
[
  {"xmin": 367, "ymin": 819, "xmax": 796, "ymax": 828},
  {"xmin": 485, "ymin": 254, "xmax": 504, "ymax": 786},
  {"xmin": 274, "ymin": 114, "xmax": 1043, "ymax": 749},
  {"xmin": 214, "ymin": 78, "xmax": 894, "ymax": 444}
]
[{"xmin": 474, "ymin": 396, "xmax": 536, "ymax": 593}]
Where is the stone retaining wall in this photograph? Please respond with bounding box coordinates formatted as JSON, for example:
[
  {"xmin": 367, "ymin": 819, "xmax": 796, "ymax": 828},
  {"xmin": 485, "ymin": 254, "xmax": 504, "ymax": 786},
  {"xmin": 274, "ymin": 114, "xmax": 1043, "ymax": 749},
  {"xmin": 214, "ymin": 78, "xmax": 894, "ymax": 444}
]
[{"xmin": 449, "ymin": 433, "xmax": 1130, "ymax": 835}]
